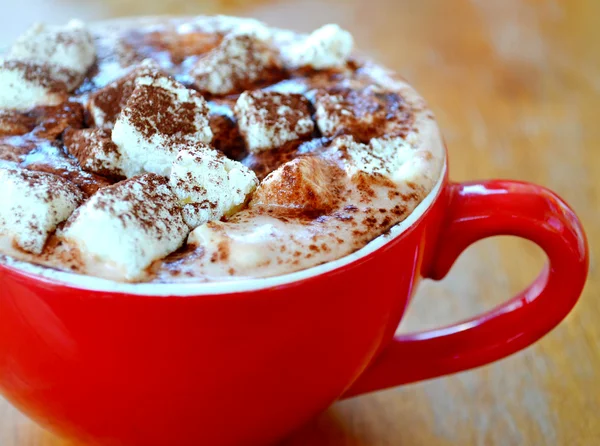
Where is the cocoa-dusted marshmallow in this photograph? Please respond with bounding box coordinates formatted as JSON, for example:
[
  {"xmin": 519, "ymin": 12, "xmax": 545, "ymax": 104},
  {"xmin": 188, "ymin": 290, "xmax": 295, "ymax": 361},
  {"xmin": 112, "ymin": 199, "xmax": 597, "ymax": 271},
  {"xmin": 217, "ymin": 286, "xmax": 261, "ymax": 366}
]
[
  {"xmin": 183, "ymin": 15, "xmax": 272, "ymax": 40},
  {"xmin": 311, "ymin": 85, "xmax": 412, "ymax": 143},
  {"xmin": 0, "ymin": 110, "xmax": 36, "ymax": 136},
  {"xmin": 234, "ymin": 90, "xmax": 314, "ymax": 153},
  {"xmin": 111, "ymin": 71, "xmax": 212, "ymax": 177},
  {"xmin": 0, "ymin": 166, "xmax": 83, "ymax": 254},
  {"xmin": 88, "ymin": 59, "xmax": 163, "ymax": 128},
  {"xmin": 310, "ymin": 86, "xmax": 412, "ymax": 143},
  {"xmin": 191, "ymin": 33, "xmax": 283, "ymax": 95},
  {"xmin": 8, "ymin": 20, "xmax": 96, "ymax": 90},
  {"xmin": 64, "ymin": 128, "xmax": 124, "ymax": 177},
  {"xmin": 330, "ymin": 135, "xmax": 426, "ymax": 184},
  {"xmin": 281, "ymin": 24, "xmax": 353, "ymax": 70},
  {"xmin": 250, "ymin": 156, "xmax": 343, "ymax": 217},
  {"xmin": 0, "ymin": 60, "xmax": 68, "ymax": 111},
  {"xmin": 170, "ymin": 144, "xmax": 258, "ymax": 228},
  {"xmin": 61, "ymin": 174, "xmax": 188, "ymax": 281},
  {"xmin": 32, "ymin": 101, "xmax": 84, "ymax": 139}
]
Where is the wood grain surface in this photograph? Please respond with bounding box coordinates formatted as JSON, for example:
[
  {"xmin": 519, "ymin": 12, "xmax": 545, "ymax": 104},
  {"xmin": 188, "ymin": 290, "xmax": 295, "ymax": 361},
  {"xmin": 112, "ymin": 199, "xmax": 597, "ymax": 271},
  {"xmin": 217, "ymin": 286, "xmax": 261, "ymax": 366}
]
[{"xmin": 1, "ymin": 0, "xmax": 598, "ymax": 445}]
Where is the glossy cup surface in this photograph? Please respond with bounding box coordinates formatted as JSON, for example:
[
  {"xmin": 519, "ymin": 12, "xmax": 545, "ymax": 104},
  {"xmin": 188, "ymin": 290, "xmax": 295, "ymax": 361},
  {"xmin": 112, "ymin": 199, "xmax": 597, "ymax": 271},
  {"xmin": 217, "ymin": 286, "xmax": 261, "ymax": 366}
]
[{"xmin": 0, "ymin": 151, "xmax": 588, "ymax": 446}]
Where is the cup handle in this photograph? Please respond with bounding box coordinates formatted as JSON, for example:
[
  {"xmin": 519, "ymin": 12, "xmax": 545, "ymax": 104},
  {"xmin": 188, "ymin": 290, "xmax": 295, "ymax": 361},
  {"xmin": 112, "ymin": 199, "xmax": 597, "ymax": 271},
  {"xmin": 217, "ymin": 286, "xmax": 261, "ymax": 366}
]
[{"xmin": 343, "ymin": 180, "xmax": 588, "ymax": 398}]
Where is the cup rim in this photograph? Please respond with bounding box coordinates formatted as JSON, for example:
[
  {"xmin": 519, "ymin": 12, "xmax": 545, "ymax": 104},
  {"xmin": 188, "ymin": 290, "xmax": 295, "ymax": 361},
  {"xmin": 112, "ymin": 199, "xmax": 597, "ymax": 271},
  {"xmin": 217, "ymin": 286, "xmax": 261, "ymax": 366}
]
[{"xmin": 0, "ymin": 162, "xmax": 446, "ymax": 296}]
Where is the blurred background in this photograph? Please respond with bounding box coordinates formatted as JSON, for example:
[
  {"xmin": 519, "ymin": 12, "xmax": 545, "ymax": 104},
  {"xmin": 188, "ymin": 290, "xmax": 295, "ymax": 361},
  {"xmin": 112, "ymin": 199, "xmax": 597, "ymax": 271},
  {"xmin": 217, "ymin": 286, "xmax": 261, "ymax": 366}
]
[{"xmin": 1, "ymin": 0, "xmax": 599, "ymax": 445}]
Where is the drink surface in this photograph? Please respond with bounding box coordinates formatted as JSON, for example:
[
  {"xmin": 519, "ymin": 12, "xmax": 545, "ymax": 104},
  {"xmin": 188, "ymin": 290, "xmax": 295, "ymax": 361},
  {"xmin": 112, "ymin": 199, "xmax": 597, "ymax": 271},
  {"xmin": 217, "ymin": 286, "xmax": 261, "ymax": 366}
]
[{"xmin": 0, "ymin": 16, "xmax": 444, "ymax": 283}]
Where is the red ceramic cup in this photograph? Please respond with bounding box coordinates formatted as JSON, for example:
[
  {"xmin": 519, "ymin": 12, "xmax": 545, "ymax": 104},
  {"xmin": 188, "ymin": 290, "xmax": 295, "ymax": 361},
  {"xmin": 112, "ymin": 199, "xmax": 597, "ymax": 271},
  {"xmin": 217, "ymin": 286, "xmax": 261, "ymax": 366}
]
[{"xmin": 0, "ymin": 160, "xmax": 588, "ymax": 446}]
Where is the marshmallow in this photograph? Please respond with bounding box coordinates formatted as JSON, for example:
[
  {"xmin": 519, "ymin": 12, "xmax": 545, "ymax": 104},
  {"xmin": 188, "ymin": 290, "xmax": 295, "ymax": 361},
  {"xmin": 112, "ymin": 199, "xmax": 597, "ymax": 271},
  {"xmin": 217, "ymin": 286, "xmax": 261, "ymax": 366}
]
[
  {"xmin": 20, "ymin": 149, "xmax": 113, "ymax": 198},
  {"xmin": 32, "ymin": 101, "xmax": 84, "ymax": 139},
  {"xmin": 9, "ymin": 20, "xmax": 96, "ymax": 89},
  {"xmin": 111, "ymin": 72, "xmax": 212, "ymax": 177},
  {"xmin": 191, "ymin": 34, "xmax": 283, "ymax": 95},
  {"xmin": 0, "ymin": 110, "xmax": 36, "ymax": 136},
  {"xmin": 170, "ymin": 144, "xmax": 258, "ymax": 228},
  {"xmin": 0, "ymin": 167, "xmax": 83, "ymax": 254},
  {"xmin": 234, "ymin": 90, "xmax": 314, "ymax": 153},
  {"xmin": 281, "ymin": 24, "xmax": 353, "ymax": 70},
  {"xmin": 0, "ymin": 102, "xmax": 82, "ymax": 139},
  {"xmin": 250, "ymin": 156, "xmax": 342, "ymax": 217},
  {"xmin": 88, "ymin": 59, "xmax": 163, "ymax": 128},
  {"xmin": 311, "ymin": 85, "xmax": 411, "ymax": 142},
  {"xmin": 0, "ymin": 60, "xmax": 68, "ymax": 111},
  {"xmin": 61, "ymin": 174, "xmax": 188, "ymax": 281},
  {"xmin": 64, "ymin": 128, "xmax": 124, "ymax": 177},
  {"xmin": 330, "ymin": 135, "xmax": 423, "ymax": 183},
  {"xmin": 368, "ymin": 135, "xmax": 434, "ymax": 184},
  {"xmin": 182, "ymin": 15, "xmax": 272, "ymax": 41}
]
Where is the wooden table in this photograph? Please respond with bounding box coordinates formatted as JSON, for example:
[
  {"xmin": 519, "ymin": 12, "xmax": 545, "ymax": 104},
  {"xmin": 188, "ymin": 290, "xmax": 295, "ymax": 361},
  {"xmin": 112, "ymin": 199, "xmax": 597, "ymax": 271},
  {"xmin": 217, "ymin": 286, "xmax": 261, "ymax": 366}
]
[{"xmin": 1, "ymin": 0, "xmax": 598, "ymax": 444}]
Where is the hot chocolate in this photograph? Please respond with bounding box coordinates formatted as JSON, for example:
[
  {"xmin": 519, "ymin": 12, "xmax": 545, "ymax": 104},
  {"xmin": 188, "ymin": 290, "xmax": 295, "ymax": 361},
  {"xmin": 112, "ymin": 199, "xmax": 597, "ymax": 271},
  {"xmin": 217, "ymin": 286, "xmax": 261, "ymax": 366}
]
[{"xmin": 0, "ymin": 16, "xmax": 444, "ymax": 283}]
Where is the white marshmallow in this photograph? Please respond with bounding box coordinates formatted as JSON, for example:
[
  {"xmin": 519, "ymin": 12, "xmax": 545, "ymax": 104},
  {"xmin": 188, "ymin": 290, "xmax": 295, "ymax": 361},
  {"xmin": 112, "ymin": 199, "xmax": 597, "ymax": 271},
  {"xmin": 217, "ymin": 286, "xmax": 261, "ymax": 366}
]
[
  {"xmin": 0, "ymin": 167, "xmax": 83, "ymax": 254},
  {"xmin": 282, "ymin": 24, "xmax": 353, "ymax": 70},
  {"xmin": 0, "ymin": 60, "xmax": 68, "ymax": 111},
  {"xmin": 181, "ymin": 15, "xmax": 272, "ymax": 40},
  {"xmin": 111, "ymin": 72, "xmax": 212, "ymax": 177},
  {"xmin": 191, "ymin": 33, "xmax": 282, "ymax": 95},
  {"xmin": 170, "ymin": 144, "xmax": 258, "ymax": 228},
  {"xmin": 9, "ymin": 20, "xmax": 96, "ymax": 88},
  {"xmin": 330, "ymin": 135, "xmax": 422, "ymax": 183},
  {"xmin": 234, "ymin": 90, "xmax": 314, "ymax": 153},
  {"xmin": 311, "ymin": 85, "xmax": 411, "ymax": 141},
  {"xmin": 369, "ymin": 135, "xmax": 435, "ymax": 185},
  {"xmin": 61, "ymin": 174, "xmax": 188, "ymax": 281}
]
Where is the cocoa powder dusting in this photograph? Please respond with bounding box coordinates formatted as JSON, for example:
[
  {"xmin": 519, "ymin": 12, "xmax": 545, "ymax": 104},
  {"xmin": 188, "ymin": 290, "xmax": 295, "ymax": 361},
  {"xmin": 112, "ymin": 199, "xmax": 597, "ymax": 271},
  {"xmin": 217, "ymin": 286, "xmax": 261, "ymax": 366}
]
[
  {"xmin": 126, "ymin": 84, "xmax": 197, "ymax": 139},
  {"xmin": 88, "ymin": 72, "xmax": 137, "ymax": 125},
  {"xmin": 312, "ymin": 85, "xmax": 413, "ymax": 142},
  {"xmin": 0, "ymin": 111, "xmax": 36, "ymax": 137},
  {"xmin": 32, "ymin": 101, "xmax": 85, "ymax": 139},
  {"xmin": 0, "ymin": 17, "xmax": 436, "ymax": 284},
  {"xmin": 250, "ymin": 156, "xmax": 346, "ymax": 219},
  {"xmin": 1, "ymin": 60, "xmax": 70, "ymax": 93}
]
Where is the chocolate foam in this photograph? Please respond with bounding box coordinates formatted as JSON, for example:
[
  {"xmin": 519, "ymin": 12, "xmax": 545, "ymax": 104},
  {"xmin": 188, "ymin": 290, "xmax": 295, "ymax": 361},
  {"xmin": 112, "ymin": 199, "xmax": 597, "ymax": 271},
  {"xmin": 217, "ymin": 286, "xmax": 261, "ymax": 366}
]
[{"xmin": 0, "ymin": 16, "xmax": 445, "ymax": 284}]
